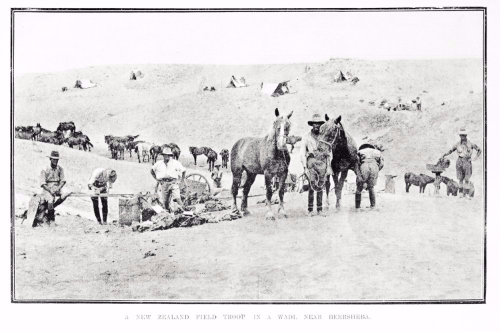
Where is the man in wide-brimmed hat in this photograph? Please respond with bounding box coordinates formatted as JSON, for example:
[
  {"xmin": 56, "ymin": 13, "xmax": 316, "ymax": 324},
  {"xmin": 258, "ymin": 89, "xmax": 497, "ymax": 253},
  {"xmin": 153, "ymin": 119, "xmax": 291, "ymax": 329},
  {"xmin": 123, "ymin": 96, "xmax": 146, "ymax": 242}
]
[
  {"xmin": 301, "ymin": 112, "xmax": 332, "ymax": 217},
  {"xmin": 355, "ymin": 143, "xmax": 384, "ymax": 211},
  {"xmin": 151, "ymin": 146, "xmax": 186, "ymax": 212},
  {"xmin": 211, "ymin": 163, "xmax": 223, "ymax": 188},
  {"xmin": 87, "ymin": 168, "xmax": 117, "ymax": 224},
  {"xmin": 29, "ymin": 151, "xmax": 71, "ymax": 227},
  {"xmin": 442, "ymin": 128, "xmax": 481, "ymax": 199}
]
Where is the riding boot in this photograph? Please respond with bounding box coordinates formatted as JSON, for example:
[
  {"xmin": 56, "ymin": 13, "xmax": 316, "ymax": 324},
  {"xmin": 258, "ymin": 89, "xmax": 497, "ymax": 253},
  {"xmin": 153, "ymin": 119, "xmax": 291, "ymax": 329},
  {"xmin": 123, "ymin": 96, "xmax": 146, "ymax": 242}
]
[
  {"xmin": 369, "ymin": 189, "xmax": 376, "ymax": 208},
  {"xmin": 355, "ymin": 193, "xmax": 361, "ymax": 209},
  {"xmin": 46, "ymin": 207, "xmax": 55, "ymax": 225}
]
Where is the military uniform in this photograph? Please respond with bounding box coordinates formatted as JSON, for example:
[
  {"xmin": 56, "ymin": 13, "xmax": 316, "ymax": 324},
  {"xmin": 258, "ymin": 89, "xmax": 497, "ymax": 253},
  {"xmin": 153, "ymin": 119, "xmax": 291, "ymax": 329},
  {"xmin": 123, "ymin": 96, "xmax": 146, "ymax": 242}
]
[
  {"xmin": 356, "ymin": 144, "xmax": 384, "ymax": 209},
  {"xmin": 443, "ymin": 129, "xmax": 481, "ymax": 198}
]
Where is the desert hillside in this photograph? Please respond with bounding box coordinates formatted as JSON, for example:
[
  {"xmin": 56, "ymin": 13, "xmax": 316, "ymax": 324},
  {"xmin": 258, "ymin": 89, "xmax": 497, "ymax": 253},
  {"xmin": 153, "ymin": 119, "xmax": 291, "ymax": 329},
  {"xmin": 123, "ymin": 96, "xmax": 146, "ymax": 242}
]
[{"xmin": 14, "ymin": 58, "xmax": 484, "ymax": 186}]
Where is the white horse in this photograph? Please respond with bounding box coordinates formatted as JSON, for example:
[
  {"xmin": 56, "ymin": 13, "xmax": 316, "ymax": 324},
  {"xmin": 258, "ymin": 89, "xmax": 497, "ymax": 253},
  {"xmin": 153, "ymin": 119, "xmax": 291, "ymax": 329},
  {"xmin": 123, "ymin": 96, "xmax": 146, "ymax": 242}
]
[{"xmin": 135, "ymin": 142, "xmax": 153, "ymax": 163}]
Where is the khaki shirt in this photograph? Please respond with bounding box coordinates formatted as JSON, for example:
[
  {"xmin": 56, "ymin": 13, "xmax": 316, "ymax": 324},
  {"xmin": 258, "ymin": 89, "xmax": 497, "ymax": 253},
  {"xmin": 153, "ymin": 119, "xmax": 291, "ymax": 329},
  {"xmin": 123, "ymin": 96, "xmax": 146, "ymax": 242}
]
[
  {"xmin": 40, "ymin": 165, "xmax": 65, "ymax": 190},
  {"xmin": 358, "ymin": 148, "xmax": 384, "ymax": 170},
  {"xmin": 446, "ymin": 140, "xmax": 481, "ymax": 159}
]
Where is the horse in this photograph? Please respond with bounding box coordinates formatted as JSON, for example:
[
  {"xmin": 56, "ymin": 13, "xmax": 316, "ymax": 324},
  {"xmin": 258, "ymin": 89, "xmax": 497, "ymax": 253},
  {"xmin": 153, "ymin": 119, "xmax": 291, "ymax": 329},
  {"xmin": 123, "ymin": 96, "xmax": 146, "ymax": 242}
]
[
  {"xmin": 440, "ymin": 176, "xmax": 459, "ymax": 196},
  {"xmin": 64, "ymin": 136, "xmax": 87, "ymax": 150},
  {"xmin": 286, "ymin": 135, "xmax": 302, "ymax": 153},
  {"xmin": 317, "ymin": 114, "xmax": 359, "ymax": 209},
  {"xmin": 150, "ymin": 144, "xmax": 163, "ymax": 163},
  {"xmin": 32, "ymin": 123, "xmax": 42, "ymax": 141},
  {"xmin": 207, "ymin": 150, "xmax": 218, "ymax": 172},
  {"xmin": 125, "ymin": 140, "xmax": 144, "ymax": 158},
  {"xmin": 57, "ymin": 122, "xmax": 76, "ymax": 137},
  {"xmin": 15, "ymin": 130, "xmax": 35, "ymax": 140},
  {"xmin": 189, "ymin": 146, "xmax": 212, "ymax": 165},
  {"xmin": 404, "ymin": 172, "xmax": 435, "ymax": 193},
  {"xmin": 231, "ymin": 108, "xmax": 293, "ymax": 220},
  {"xmin": 62, "ymin": 87, "xmax": 68, "ymax": 92},
  {"xmin": 71, "ymin": 131, "xmax": 93, "ymax": 151},
  {"xmin": 167, "ymin": 143, "xmax": 181, "ymax": 160},
  {"xmin": 135, "ymin": 142, "xmax": 153, "ymax": 163},
  {"xmin": 104, "ymin": 134, "xmax": 139, "ymax": 145},
  {"xmin": 220, "ymin": 149, "xmax": 230, "ymax": 168}
]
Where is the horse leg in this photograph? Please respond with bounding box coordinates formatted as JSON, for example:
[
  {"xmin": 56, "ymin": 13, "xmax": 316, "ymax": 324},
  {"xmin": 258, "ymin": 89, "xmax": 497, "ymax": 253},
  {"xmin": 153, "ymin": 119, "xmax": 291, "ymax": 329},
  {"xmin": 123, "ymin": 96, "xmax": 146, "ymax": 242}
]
[
  {"xmin": 264, "ymin": 171, "xmax": 276, "ymax": 220},
  {"xmin": 277, "ymin": 172, "xmax": 288, "ymax": 218},
  {"xmin": 193, "ymin": 154, "xmax": 197, "ymax": 165},
  {"xmin": 335, "ymin": 170, "xmax": 348, "ymax": 209},
  {"xmin": 231, "ymin": 171, "xmax": 243, "ymax": 213},
  {"xmin": 241, "ymin": 172, "xmax": 257, "ymax": 216},
  {"xmin": 324, "ymin": 175, "xmax": 331, "ymax": 211}
]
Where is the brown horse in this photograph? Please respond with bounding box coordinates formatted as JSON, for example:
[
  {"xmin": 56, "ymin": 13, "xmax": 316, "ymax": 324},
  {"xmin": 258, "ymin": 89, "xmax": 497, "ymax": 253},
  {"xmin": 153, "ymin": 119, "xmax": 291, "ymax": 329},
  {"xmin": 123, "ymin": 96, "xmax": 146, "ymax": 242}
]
[
  {"xmin": 231, "ymin": 108, "xmax": 293, "ymax": 219},
  {"xmin": 207, "ymin": 150, "xmax": 218, "ymax": 171},
  {"xmin": 220, "ymin": 149, "xmax": 230, "ymax": 168},
  {"xmin": 286, "ymin": 135, "xmax": 302, "ymax": 153},
  {"xmin": 189, "ymin": 146, "xmax": 212, "ymax": 165},
  {"xmin": 104, "ymin": 134, "xmax": 139, "ymax": 145},
  {"xmin": 150, "ymin": 144, "xmax": 162, "ymax": 163},
  {"xmin": 318, "ymin": 115, "xmax": 359, "ymax": 209}
]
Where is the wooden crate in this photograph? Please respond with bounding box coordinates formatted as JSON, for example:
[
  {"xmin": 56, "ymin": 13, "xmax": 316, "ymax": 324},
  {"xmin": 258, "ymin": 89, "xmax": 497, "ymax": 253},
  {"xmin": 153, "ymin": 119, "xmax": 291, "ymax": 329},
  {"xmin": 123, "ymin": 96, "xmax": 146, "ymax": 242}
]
[{"xmin": 119, "ymin": 197, "xmax": 142, "ymax": 226}]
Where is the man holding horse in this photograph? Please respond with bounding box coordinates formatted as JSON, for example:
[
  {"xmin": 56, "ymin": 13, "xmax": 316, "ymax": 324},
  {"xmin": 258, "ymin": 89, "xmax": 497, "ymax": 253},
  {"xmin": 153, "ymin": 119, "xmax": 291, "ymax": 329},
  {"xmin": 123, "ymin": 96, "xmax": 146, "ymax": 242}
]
[
  {"xmin": 151, "ymin": 147, "xmax": 186, "ymax": 212},
  {"xmin": 301, "ymin": 112, "xmax": 332, "ymax": 217},
  {"xmin": 355, "ymin": 144, "xmax": 384, "ymax": 211},
  {"xmin": 442, "ymin": 128, "xmax": 481, "ymax": 199}
]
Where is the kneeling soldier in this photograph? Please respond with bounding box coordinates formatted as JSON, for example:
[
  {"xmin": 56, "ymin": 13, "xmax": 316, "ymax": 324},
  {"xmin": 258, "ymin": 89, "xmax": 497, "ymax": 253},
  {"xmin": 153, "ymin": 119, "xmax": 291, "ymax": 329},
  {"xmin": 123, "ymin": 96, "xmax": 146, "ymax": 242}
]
[
  {"xmin": 355, "ymin": 144, "xmax": 384, "ymax": 211},
  {"xmin": 88, "ymin": 168, "xmax": 117, "ymax": 224}
]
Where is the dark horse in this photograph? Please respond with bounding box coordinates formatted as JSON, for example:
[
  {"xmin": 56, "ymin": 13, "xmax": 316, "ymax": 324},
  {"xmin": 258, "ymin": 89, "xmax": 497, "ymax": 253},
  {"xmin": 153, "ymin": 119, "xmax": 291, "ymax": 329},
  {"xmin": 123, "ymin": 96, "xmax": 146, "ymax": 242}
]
[
  {"xmin": 231, "ymin": 108, "xmax": 293, "ymax": 220},
  {"xmin": 207, "ymin": 150, "xmax": 218, "ymax": 171},
  {"xmin": 220, "ymin": 149, "xmax": 230, "ymax": 168},
  {"xmin": 318, "ymin": 115, "xmax": 358, "ymax": 209},
  {"xmin": 189, "ymin": 146, "xmax": 212, "ymax": 165}
]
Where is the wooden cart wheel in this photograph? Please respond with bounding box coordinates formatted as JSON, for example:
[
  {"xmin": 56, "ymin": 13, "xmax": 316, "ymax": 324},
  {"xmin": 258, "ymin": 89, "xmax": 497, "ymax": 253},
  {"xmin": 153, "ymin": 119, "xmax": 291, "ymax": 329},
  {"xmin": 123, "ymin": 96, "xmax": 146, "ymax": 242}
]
[
  {"xmin": 296, "ymin": 173, "xmax": 310, "ymax": 193},
  {"xmin": 183, "ymin": 172, "xmax": 212, "ymax": 195}
]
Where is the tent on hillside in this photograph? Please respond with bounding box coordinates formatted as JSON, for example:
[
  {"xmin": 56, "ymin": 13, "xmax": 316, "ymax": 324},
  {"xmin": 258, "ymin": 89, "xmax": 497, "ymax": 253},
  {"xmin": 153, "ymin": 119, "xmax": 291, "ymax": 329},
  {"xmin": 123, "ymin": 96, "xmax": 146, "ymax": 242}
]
[
  {"xmin": 333, "ymin": 71, "xmax": 346, "ymax": 83},
  {"xmin": 130, "ymin": 70, "xmax": 144, "ymax": 80},
  {"xmin": 226, "ymin": 75, "xmax": 248, "ymax": 88},
  {"xmin": 74, "ymin": 79, "xmax": 97, "ymax": 89},
  {"xmin": 261, "ymin": 81, "xmax": 291, "ymax": 97}
]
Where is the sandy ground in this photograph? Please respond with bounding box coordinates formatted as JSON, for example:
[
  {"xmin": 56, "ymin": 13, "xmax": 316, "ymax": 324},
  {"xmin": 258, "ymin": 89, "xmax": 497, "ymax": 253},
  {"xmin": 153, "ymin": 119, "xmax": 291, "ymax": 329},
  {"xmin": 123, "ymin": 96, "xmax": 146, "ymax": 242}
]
[
  {"xmin": 12, "ymin": 59, "xmax": 485, "ymax": 301},
  {"xmin": 13, "ymin": 140, "xmax": 484, "ymax": 301}
]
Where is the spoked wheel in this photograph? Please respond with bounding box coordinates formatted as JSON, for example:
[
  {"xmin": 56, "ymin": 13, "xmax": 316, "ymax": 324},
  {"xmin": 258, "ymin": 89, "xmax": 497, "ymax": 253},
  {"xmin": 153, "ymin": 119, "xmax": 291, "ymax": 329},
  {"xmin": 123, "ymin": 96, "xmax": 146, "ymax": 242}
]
[
  {"xmin": 181, "ymin": 173, "xmax": 212, "ymax": 196},
  {"xmin": 296, "ymin": 173, "xmax": 310, "ymax": 193}
]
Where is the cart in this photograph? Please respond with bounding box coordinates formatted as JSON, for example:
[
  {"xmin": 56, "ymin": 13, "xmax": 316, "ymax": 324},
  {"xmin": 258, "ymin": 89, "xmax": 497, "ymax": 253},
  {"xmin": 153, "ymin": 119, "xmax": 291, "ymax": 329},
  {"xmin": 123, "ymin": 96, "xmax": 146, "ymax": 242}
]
[{"xmin": 178, "ymin": 173, "xmax": 212, "ymax": 204}]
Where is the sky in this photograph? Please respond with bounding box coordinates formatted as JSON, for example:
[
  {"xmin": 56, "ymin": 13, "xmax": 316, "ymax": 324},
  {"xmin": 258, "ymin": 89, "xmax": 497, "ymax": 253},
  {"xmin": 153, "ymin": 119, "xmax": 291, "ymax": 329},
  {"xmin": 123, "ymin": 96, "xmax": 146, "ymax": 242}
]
[{"xmin": 13, "ymin": 10, "xmax": 484, "ymax": 75}]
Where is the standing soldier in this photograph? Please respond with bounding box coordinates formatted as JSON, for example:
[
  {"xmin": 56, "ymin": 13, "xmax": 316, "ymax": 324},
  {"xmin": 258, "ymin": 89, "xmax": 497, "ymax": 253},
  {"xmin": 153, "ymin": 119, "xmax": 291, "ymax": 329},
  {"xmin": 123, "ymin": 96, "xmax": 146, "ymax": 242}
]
[
  {"xmin": 301, "ymin": 112, "xmax": 331, "ymax": 217},
  {"xmin": 355, "ymin": 144, "xmax": 384, "ymax": 211},
  {"xmin": 31, "ymin": 151, "xmax": 71, "ymax": 226},
  {"xmin": 442, "ymin": 128, "xmax": 481, "ymax": 199},
  {"xmin": 87, "ymin": 168, "xmax": 117, "ymax": 225},
  {"xmin": 211, "ymin": 163, "xmax": 223, "ymax": 188},
  {"xmin": 151, "ymin": 146, "xmax": 186, "ymax": 212}
]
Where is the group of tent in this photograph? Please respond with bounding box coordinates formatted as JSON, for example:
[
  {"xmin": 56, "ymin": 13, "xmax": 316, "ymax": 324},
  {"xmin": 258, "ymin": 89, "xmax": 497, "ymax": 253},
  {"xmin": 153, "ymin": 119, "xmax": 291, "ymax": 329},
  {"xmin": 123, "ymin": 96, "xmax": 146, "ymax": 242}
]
[
  {"xmin": 226, "ymin": 75, "xmax": 292, "ymax": 97},
  {"xmin": 333, "ymin": 70, "xmax": 360, "ymax": 85}
]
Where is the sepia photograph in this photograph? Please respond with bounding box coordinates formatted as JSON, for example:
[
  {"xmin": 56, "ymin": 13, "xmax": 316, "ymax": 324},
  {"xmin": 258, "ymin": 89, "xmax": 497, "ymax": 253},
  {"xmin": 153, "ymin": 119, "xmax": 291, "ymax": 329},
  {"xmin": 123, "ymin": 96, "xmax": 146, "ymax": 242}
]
[{"xmin": 11, "ymin": 6, "xmax": 488, "ymax": 307}]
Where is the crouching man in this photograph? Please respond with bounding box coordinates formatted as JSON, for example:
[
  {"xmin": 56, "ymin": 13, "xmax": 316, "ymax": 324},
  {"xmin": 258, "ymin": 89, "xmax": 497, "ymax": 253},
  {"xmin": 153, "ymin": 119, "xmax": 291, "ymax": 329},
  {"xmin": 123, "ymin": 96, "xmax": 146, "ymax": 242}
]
[
  {"xmin": 88, "ymin": 168, "xmax": 117, "ymax": 225},
  {"xmin": 151, "ymin": 147, "xmax": 186, "ymax": 212},
  {"xmin": 28, "ymin": 151, "xmax": 71, "ymax": 227},
  {"xmin": 355, "ymin": 144, "xmax": 384, "ymax": 211}
]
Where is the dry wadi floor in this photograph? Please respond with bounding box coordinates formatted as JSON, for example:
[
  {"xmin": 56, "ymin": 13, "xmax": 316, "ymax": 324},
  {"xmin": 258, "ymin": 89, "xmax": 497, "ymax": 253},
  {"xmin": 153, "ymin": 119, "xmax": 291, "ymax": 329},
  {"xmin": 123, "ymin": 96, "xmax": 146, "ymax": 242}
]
[{"xmin": 13, "ymin": 59, "xmax": 485, "ymax": 301}]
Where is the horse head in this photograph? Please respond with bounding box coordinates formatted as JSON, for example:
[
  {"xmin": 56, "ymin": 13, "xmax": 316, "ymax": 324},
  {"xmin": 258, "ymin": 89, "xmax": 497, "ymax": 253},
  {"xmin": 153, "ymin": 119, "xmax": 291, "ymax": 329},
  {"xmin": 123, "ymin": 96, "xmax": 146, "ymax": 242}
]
[
  {"xmin": 269, "ymin": 108, "xmax": 293, "ymax": 151},
  {"xmin": 320, "ymin": 114, "xmax": 346, "ymax": 152}
]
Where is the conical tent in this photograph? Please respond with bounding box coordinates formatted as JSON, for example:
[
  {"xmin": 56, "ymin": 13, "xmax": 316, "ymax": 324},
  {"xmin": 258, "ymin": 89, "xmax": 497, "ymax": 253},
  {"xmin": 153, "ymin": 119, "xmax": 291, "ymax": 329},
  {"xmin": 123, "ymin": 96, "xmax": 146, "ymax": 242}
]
[{"xmin": 333, "ymin": 71, "xmax": 346, "ymax": 82}]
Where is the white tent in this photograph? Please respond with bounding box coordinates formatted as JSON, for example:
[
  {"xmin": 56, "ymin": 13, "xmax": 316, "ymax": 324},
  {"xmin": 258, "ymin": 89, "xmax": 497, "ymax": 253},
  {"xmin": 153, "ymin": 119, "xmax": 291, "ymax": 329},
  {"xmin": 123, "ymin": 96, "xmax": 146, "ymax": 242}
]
[
  {"xmin": 226, "ymin": 76, "xmax": 248, "ymax": 88},
  {"xmin": 261, "ymin": 81, "xmax": 290, "ymax": 97},
  {"xmin": 74, "ymin": 79, "xmax": 97, "ymax": 89}
]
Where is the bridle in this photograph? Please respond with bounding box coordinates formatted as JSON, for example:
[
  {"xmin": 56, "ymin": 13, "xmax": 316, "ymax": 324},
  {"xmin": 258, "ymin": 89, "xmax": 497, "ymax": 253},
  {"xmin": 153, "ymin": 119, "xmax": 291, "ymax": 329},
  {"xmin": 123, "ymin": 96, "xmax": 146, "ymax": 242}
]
[{"xmin": 306, "ymin": 125, "xmax": 341, "ymax": 191}]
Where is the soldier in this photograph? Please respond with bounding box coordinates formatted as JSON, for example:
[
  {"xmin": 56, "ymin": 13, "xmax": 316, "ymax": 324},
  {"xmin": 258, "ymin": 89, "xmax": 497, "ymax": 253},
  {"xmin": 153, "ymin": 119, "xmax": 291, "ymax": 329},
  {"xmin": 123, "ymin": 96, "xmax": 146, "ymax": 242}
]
[
  {"xmin": 151, "ymin": 146, "xmax": 186, "ymax": 212},
  {"xmin": 88, "ymin": 168, "xmax": 117, "ymax": 224},
  {"xmin": 211, "ymin": 163, "xmax": 223, "ymax": 188},
  {"xmin": 301, "ymin": 112, "xmax": 332, "ymax": 217},
  {"xmin": 442, "ymin": 128, "xmax": 481, "ymax": 199},
  {"xmin": 355, "ymin": 144, "xmax": 384, "ymax": 211},
  {"xmin": 32, "ymin": 151, "xmax": 71, "ymax": 226}
]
